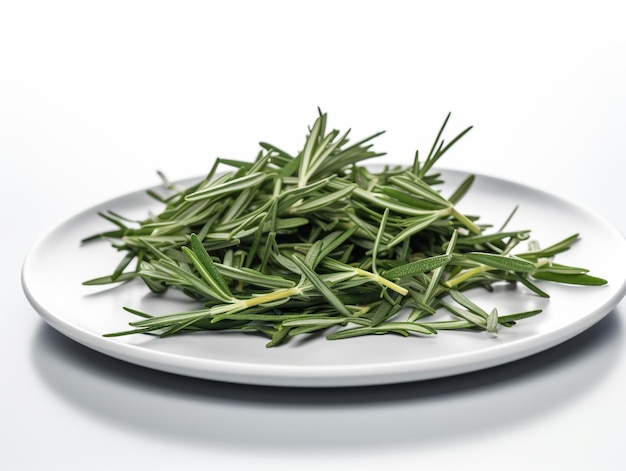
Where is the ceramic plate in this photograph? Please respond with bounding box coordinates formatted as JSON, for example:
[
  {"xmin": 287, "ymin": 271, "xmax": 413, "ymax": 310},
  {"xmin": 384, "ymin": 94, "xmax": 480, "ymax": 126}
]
[{"xmin": 22, "ymin": 169, "xmax": 626, "ymax": 387}]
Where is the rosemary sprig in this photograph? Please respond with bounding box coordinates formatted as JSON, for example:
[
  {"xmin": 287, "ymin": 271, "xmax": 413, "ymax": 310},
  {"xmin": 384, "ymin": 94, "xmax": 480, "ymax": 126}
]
[{"xmin": 84, "ymin": 110, "xmax": 608, "ymax": 347}]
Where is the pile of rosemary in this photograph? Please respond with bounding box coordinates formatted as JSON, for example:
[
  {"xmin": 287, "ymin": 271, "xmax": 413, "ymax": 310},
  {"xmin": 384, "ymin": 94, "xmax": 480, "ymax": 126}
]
[{"xmin": 83, "ymin": 112, "xmax": 607, "ymax": 347}]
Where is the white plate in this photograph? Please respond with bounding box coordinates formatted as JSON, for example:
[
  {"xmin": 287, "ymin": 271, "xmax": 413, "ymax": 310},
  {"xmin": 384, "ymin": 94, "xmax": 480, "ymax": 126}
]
[{"xmin": 22, "ymin": 169, "xmax": 626, "ymax": 387}]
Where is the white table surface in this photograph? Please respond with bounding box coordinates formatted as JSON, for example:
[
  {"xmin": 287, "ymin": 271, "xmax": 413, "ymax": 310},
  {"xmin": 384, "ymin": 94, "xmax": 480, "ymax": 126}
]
[{"xmin": 2, "ymin": 2, "xmax": 625, "ymax": 469}]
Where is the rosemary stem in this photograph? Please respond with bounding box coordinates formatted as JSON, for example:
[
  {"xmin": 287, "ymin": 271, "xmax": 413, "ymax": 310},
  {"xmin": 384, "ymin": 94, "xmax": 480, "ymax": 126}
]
[
  {"xmin": 444, "ymin": 265, "xmax": 495, "ymax": 288},
  {"xmin": 450, "ymin": 207, "xmax": 482, "ymax": 235},
  {"xmin": 243, "ymin": 286, "xmax": 303, "ymax": 308},
  {"xmin": 354, "ymin": 268, "xmax": 409, "ymax": 295}
]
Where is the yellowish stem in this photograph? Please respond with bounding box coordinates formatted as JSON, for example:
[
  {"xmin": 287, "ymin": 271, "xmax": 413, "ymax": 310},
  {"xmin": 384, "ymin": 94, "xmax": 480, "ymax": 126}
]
[
  {"xmin": 450, "ymin": 207, "xmax": 482, "ymax": 235},
  {"xmin": 243, "ymin": 286, "xmax": 304, "ymax": 308},
  {"xmin": 444, "ymin": 265, "xmax": 495, "ymax": 288},
  {"xmin": 355, "ymin": 268, "xmax": 409, "ymax": 296},
  {"xmin": 351, "ymin": 305, "xmax": 372, "ymax": 318}
]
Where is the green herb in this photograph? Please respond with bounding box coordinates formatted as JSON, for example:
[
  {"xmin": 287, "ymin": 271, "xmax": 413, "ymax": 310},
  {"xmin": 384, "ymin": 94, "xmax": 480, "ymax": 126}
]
[{"xmin": 83, "ymin": 111, "xmax": 607, "ymax": 347}]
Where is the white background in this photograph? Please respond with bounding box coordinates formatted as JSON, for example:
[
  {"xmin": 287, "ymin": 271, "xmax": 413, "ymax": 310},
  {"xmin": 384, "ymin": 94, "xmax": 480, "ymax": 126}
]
[{"xmin": 2, "ymin": 1, "xmax": 625, "ymax": 470}]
